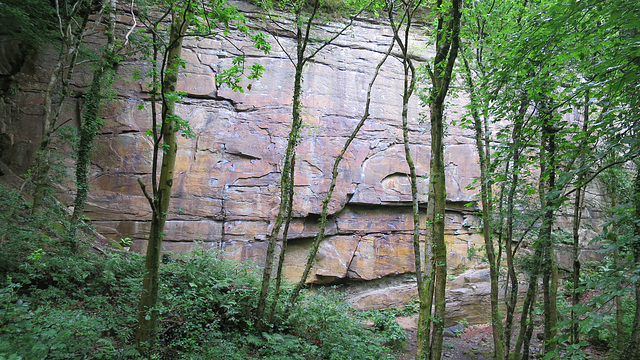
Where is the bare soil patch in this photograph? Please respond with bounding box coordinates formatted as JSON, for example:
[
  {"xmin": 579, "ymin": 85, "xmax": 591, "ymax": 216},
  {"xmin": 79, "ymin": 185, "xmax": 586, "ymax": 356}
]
[{"xmin": 391, "ymin": 315, "xmax": 547, "ymax": 360}]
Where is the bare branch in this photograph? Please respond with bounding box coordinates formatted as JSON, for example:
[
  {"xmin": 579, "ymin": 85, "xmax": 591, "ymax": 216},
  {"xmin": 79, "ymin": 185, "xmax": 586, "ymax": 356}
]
[
  {"xmin": 124, "ymin": 0, "xmax": 138, "ymax": 47},
  {"xmin": 305, "ymin": 0, "xmax": 376, "ymax": 62},
  {"xmin": 137, "ymin": 177, "xmax": 155, "ymax": 211}
]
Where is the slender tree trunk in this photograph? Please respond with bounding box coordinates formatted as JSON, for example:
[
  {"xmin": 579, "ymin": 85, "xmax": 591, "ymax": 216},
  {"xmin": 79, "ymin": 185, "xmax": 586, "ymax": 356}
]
[
  {"xmin": 421, "ymin": 179, "xmax": 437, "ymax": 358},
  {"xmin": 421, "ymin": 254, "xmax": 436, "ymax": 358},
  {"xmin": 32, "ymin": 61, "xmax": 64, "ymax": 213},
  {"xmin": 257, "ymin": 0, "xmax": 321, "ymax": 325},
  {"xmin": 383, "ymin": 1, "xmax": 432, "ymax": 357},
  {"xmin": 541, "ymin": 230, "xmax": 558, "ymax": 354},
  {"xmin": 474, "ymin": 97, "xmax": 505, "ymax": 360},
  {"xmin": 268, "ymin": 156, "xmax": 295, "ymax": 323},
  {"xmin": 289, "ymin": 30, "xmax": 395, "ymax": 304},
  {"xmin": 460, "ymin": 50, "xmax": 504, "ymax": 359},
  {"xmin": 627, "ymin": 280, "xmax": 640, "ymax": 360},
  {"xmin": 522, "ymin": 278, "xmax": 538, "ymax": 360},
  {"xmin": 513, "ymin": 248, "xmax": 541, "ymax": 360},
  {"xmin": 263, "ymin": 0, "xmax": 374, "ymax": 311},
  {"xmin": 424, "ymin": 2, "xmax": 461, "ymax": 358},
  {"xmin": 31, "ymin": 1, "xmax": 89, "ymax": 213},
  {"xmin": 503, "ymin": 97, "xmax": 528, "ymax": 354},
  {"xmin": 602, "ymin": 159, "xmax": 624, "ymax": 353},
  {"xmin": 398, "ymin": 2, "xmax": 419, "ymax": 301},
  {"xmin": 614, "ymin": 246, "xmax": 624, "ymax": 353},
  {"xmin": 429, "ymin": 100, "xmax": 447, "ymax": 360},
  {"xmin": 135, "ymin": 7, "xmax": 191, "ymax": 351},
  {"xmin": 69, "ymin": 0, "xmax": 119, "ymax": 248},
  {"xmin": 570, "ymin": 91, "xmax": 589, "ymax": 344},
  {"xmin": 540, "ymin": 106, "xmax": 558, "ymax": 354},
  {"xmin": 570, "ymin": 176, "xmax": 583, "ymax": 345},
  {"xmin": 256, "ymin": 41, "xmax": 303, "ymax": 327}
]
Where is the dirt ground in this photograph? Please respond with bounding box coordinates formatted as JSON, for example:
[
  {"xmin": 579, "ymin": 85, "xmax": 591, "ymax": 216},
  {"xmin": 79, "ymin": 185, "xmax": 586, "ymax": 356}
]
[{"xmin": 392, "ymin": 315, "xmax": 546, "ymax": 360}]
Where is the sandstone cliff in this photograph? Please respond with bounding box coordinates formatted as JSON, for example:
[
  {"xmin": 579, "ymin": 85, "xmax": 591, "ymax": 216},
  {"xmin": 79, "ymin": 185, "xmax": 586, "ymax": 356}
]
[{"xmin": 0, "ymin": 1, "xmax": 606, "ymax": 323}]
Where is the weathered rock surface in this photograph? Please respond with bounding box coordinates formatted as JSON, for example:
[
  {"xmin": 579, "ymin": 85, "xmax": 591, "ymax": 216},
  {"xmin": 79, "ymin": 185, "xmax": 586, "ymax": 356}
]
[
  {"xmin": 0, "ymin": 1, "xmax": 606, "ymax": 317},
  {"xmin": 346, "ymin": 267, "xmax": 529, "ymax": 326}
]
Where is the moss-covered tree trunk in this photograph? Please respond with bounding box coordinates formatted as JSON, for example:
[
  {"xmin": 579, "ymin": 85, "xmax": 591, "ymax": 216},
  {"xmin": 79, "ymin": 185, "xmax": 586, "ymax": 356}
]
[
  {"xmin": 287, "ymin": 23, "xmax": 394, "ymax": 306},
  {"xmin": 422, "ymin": 1, "xmax": 461, "ymax": 359},
  {"xmin": 260, "ymin": 0, "xmax": 373, "ymax": 315},
  {"xmin": 31, "ymin": 0, "xmax": 90, "ymax": 213},
  {"xmin": 513, "ymin": 248, "xmax": 541, "ymax": 360},
  {"xmin": 268, "ymin": 154, "xmax": 295, "ymax": 323},
  {"xmin": 539, "ymin": 105, "xmax": 558, "ymax": 355},
  {"xmin": 385, "ymin": 1, "xmax": 430, "ymax": 356},
  {"xmin": 256, "ymin": 0, "xmax": 310, "ymax": 324},
  {"xmin": 135, "ymin": 7, "xmax": 191, "ymax": 351},
  {"xmin": 428, "ymin": 99, "xmax": 447, "ymax": 360},
  {"xmin": 68, "ymin": 0, "xmax": 119, "ymax": 248}
]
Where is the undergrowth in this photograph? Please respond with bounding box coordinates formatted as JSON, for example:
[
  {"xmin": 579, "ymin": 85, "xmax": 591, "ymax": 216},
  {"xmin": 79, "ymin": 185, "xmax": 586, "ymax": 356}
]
[
  {"xmin": 0, "ymin": 185, "xmax": 396, "ymax": 359},
  {"xmin": 358, "ymin": 300, "xmax": 418, "ymax": 351}
]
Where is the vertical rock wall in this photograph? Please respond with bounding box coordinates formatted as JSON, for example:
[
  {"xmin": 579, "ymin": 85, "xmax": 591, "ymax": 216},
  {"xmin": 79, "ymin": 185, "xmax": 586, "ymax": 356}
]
[
  {"xmin": 0, "ymin": 1, "xmax": 606, "ymax": 321},
  {"xmin": 74, "ymin": 2, "xmax": 484, "ymax": 284}
]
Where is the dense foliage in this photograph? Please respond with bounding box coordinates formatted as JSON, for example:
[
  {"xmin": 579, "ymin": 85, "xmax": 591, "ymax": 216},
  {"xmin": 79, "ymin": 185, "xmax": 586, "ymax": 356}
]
[
  {"xmin": 458, "ymin": 0, "xmax": 640, "ymax": 357},
  {"xmin": 1, "ymin": 0, "xmax": 639, "ymax": 358},
  {"xmin": 0, "ymin": 186, "xmax": 398, "ymax": 359},
  {"xmin": 0, "ymin": 0, "xmax": 56, "ymax": 47}
]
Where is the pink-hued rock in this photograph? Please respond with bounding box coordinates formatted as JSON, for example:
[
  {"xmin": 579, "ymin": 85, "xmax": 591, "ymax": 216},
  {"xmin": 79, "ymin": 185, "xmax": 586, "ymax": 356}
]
[{"xmin": 0, "ymin": 1, "xmax": 605, "ymax": 316}]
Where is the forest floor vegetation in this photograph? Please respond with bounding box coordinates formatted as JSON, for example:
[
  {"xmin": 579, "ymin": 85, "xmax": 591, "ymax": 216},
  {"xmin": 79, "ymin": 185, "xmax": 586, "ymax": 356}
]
[
  {"xmin": 0, "ymin": 185, "xmax": 407, "ymax": 359},
  {"xmin": 0, "ymin": 187, "xmax": 630, "ymax": 360}
]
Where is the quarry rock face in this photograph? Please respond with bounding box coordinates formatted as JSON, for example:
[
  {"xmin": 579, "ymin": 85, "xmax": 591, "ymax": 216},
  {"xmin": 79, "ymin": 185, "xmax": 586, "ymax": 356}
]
[
  {"xmin": 0, "ymin": 1, "xmax": 606, "ymax": 323},
  {"xmin": 79, "ymin": 2, "xmax": 485, "ymax": 280}
]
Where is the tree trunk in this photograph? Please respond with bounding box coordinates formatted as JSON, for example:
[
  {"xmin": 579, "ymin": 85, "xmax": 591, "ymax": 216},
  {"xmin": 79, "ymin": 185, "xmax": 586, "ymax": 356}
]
[
  {"xmin": 288, "ymin": 28, "xmax": 394, "ymax": 305},
  {"xmin": 256, "ymin": 33, "xmax": 304, "ymax": 327},
  {"xmin": 504, "ymin": 97, "xmax": 529, "ymax": 352},
  {"xmin": 31, "ymin": 0, "xmax": 89, "ymax": 213},
  {"xmin": 570, "ymin": 91, "xmax": 589, "ymax": 344},
  {"xmin": 542, "ymin": 237, "xmax": 558, "ymax": 353},
  {"xmin": 614, "ymin": 246, "xmax": 624, "ymax": 353},
  {"xmin": 257, "ymin": 0, "xmax": 326, "ymax": 325},
  {"xmin": 626, "ymin": 281, "xmax": 640, "ymax": 360},
  {"xmin": 540, "ymin": 106, "xmax": 558, "ymax": 354},
  {"xmin": 429, "ymin": 100, "xmax": 447, "ymax": 360},
  {"xmin": 69, "ymin": 0, "xmax": 118, "ymax": 248},
  {"xmin": 424, "ymin": 1, "xmax": 461, "ymax": 358},
  {"xmin": 513, "ymin": 248, "xmax": 541, "ymax": 360},
  {"xmin": 460, "ymin": 50, "xmax": 504, "ymax": 359},
  {"xmin": 263, "ymin": 0, "xmax": 374, "ymax": 310},
  {"xmin": 383, "ymin": 1, "xmax": 429, "ymax": 356},
  {"xmin": 135, "ymin": 7, "xmax": 191, "ymax": 351},
  {"xmin": 268, "ymin": 155, "xmax": 295, "ymax": 323}
]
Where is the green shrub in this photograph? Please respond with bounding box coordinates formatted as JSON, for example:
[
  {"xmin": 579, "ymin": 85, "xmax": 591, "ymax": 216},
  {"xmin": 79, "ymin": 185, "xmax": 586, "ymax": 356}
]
[
  {"xmin": 0, "ymin": 275, "xmax": 140, "ymax": 359},
  {"xmin": 0, "ymin": 186, "xmax": 143, "ymax": 359},
  {"xmin": 154, "ymin": 248, "xmax": 261, "ymax": 357},
  {"xmin": 0, "ymin": 186, "xmax": 397, "ymax": 359},
  {"xmin": 288, "ymin": 289, "xmax": 395, "ymax": 360},
  {"xmin": 358, "ymin": 302, "xmax": 416, "ymax": 351}
]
